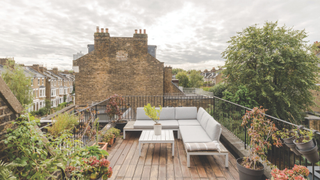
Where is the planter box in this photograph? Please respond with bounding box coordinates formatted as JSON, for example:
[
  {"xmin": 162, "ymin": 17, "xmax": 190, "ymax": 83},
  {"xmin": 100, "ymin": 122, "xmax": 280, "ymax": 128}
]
[{"xmin": 93, "ymin": 142, "xmax": 108, "ymax": 151}]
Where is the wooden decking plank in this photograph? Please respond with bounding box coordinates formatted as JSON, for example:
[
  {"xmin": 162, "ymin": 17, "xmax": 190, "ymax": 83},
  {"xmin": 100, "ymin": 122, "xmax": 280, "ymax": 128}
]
[
  {"xmin": 124, "ymin": 164, "xmax": 136, "ymax": 178},
  {"xmin": 158, "ymin": 164, "xmax": 166, "ymax": 180},
  {"xmin": 219, "ymin": 153, "xmax": 239, "ymax": 180},
  {"xmin": 141, "ymin": 165, "xmax": 151, "ymax": 180},
  {"xmin": 138, "ymin": 143, "xmax": 149, "ymax": 164},
  {"xmin": 207, "ymin": 155, "xmax": 224, "ymax": 177},
  {"xmin": 116, "ymin": 134, "xmax": 135, "ymax": 165},
  {"xmin": 173, "ymin": 139, "xmax": 183, "ymax": 178},
  {"xmin": 152, "ymin": 143, "xmax": 161, "ymax": 165},
  {"xmin": 199, "ymin": 156, "xmax": 217, "ymax": 180},
  {"xmin": 133, "ymin": 164, "xmax": 144, "ymax": 178},
  {"xmin": 108, "ymin": 164, "xmax": 121, "ymax": 180},
  {"xmin": 189, "ymin": 166, "xmax": 201, "ymax": 179},
  {"xmin": 193, "ymin": 156, "xmax": 208, "ymax": 178},
  {"xmin": 159, "ymin": 143, "xmax": 167, "ymax": 165},
  {"xmin": 166, "ymin": 164, "xmax": 175, "ymax": 180},
  {"xmin": 145, "ymin": 143, "xmax": 154, "ymax": 165},
  {"xmin": 110, "ymin": 135, "xmax": 131, "ymax": 167},
  {"xmin": 107, "ymin": 135, "xmax": 124, "ymax": 160},
  {"xmin": 150, "ymin": 164, "xmax": 159, "ymax": 180},
  {"xmin": 212, "ymin": 155, "xmax": 235, "ymax": 180},
  {"xmin": 176, "ymin": 139, "xmax": 191, "ymax": 178}
]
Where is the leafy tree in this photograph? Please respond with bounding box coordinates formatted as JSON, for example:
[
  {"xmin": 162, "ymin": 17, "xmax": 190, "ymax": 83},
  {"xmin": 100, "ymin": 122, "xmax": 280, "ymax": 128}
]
[
  {"xmin": 189, "ymin": 70, "xmax": 204, "ymax": 88},
  {"xmin": 176, "ymin": 72, "xmax": 189, "ymax": 87},
  {"xmin": 223, "ymin": 85, "xmax": 258, "ymax": 108},
  {"xmin": 208, "ymin": 83, "xmax": 227, "ymax": 98},
  {"xmin": 222, "ymin": 21, "xmax": 320, "ymax": 123},
  {"xmin": 2, "ymin": 60, "xmax": 33, "ymax": 106},
  {"xmin": 172, "ymin": 68, "xmax": 185, "ymax": 75}
]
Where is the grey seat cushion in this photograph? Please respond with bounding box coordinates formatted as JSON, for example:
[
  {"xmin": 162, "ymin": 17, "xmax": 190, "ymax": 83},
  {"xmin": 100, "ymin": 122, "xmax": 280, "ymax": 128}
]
[
  {"xmin": 175, "ymin": 107, "xmax": 197, "ymax": 120},
  {"xmin": 178, "ymin": 120, "xmax": 200, "ymax": 126},
  {"xmin": 134, "ymin": 120, "xmax": 179, "ymax": 129},
  {"xmin": 197, "ymin": 107, "xmax": 206, "ymax": 121},
  {"xmin": 180, "ymin": 126, "xmax": 212, "ymax": 143},
  {"xmin": 136, "ymin": 107, "xmax": 175, "ymax": 120},
  {"xmin": 199, "ymin": 112, "xmax": 211, "ymax": 129},
  {"xmin": 205, "ymin": 118, "xmax": 221, "ymax": 141}
]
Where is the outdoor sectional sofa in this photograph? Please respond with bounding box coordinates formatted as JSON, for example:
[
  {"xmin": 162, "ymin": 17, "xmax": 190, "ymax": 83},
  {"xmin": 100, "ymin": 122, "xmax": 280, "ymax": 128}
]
[{"xmin": 123, "ymin": 106, "xmax": 229, "ymax": 168}]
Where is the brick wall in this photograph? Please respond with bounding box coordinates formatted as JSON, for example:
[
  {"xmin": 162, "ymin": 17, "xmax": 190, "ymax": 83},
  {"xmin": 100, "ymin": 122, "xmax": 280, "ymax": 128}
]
[
  {"xmin": 163, "ymin": 67, "xmax": 184, "ymax": 95},
  {"xmin": 74, "ymin": 29, "xmax": 165, "ymax": 105}
]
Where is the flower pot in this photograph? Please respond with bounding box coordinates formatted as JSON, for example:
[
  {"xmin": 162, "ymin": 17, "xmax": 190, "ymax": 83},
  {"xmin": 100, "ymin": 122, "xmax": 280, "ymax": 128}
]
[
  {"xmin": 295, "ymin": 139, "xmax": 319, "ymax": 164},
  {"xmin": 282, "ymin": 135, "xmax": 295, "ymax": 144},
  {"xmin": 236, "ymin": 158, "xmax": 264, "ymax": 180},
  {"xmin": 154, "ymin": 124, "xmax": 162, "ymax": 135},
  {"xmin": 108, "ymin": 136, "xmax": 114, "ymax": 147},
  {"xmin": 115, "ymin": 120, "xmax": 128, "ymax": 132},
  {"xmin": 283, "ymin": 142, "xmax": 301, "ymax": 156},
  {"xmin": 294, "ymin": 137, "xmax": 316, "ymax": 150}
]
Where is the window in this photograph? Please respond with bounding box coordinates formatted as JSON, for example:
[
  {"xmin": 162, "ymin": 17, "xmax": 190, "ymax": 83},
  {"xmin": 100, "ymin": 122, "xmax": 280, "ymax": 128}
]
[
  {"xmin": 51, "ymin": 89, "xmax": 56, "ymax": 97},
  {"xmin": 39, "ymin": 88, "xmax": 45, "ymax": 97}
]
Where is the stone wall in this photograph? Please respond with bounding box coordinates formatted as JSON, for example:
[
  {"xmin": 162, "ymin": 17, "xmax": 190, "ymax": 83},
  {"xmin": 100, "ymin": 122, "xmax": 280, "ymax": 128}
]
[
  {"xmin": 74, "ymin": 29, "xmax": 165, "ymax": 105},
  {"xmin": 0, "ymin": 76, "xmax": 23, "ymax": 156}
]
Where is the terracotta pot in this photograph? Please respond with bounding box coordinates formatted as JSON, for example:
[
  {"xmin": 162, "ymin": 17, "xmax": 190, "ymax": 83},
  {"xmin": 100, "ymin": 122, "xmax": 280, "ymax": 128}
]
[
  {"xmin": 236, "ymin": 158, "xmax": 264, "ymax": 180},
  {"xmin": 92, "ymin": 142, "xmax": 108, "ymax": 151},
  {"xmin": 108, "ymin": 135, "xmax": 115, "ymax": 146}
]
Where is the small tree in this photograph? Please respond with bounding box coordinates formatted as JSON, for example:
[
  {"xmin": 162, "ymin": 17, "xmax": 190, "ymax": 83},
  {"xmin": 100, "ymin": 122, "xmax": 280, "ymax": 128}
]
[
  {"xmin": 176, "ymin": 72, "xmax": 189, "ymax": 88},
  {"xmin": 172, "ymin": 68, "xmax": 185, "ymax": 75},
  {"xmin": 222, "ymin": 21, "xmax": 320, "ymax": 123},
  {"xmin": 189, "ymin": 70, "xmax": 204, "ymax": 88},
  {"xmin": 2, "ymin": 60, "xmax": 33, "ymax": 106}
]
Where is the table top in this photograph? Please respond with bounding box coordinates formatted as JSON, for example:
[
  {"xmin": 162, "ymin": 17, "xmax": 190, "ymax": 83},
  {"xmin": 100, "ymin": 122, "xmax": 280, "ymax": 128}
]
[{"xmin": 139, "ymin": 130, "xmax": 174, "ymax": 142}]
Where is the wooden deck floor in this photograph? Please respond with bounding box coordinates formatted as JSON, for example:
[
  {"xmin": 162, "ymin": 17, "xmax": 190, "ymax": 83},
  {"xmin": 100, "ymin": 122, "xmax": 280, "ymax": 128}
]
[{"xmin": 107, "ymin": 131, "xmax": 239, "ymax": 180}]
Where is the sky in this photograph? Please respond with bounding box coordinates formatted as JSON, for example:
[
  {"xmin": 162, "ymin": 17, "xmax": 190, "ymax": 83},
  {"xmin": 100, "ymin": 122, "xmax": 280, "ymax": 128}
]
[{"xmin": 0, "ymin": 0, "xmax": 319, "ymax": 71}]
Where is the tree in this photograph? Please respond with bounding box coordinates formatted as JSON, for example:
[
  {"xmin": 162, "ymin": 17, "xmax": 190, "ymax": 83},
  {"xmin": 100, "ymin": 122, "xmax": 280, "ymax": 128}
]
[
  {"xmin": 223, "ymin": 85, "xmax": 258, "ymax": 108},
  {"xmin": 172, "ymin": 68, "xmax": 185, "ymax": 75},
  {"xmin": 222, "ymin": 21, "xmax": 320, "ymax": 123},
  {"xmin": 2, "ymin": 60, "xmax": 33, "ymax": 106},
  {"xmin": 176, "ymin": 72, "xmax": 189, "ymax": 87},
  {"xmin": 189, "ymin": 70, "xmax": 204, "ymax": 88}
]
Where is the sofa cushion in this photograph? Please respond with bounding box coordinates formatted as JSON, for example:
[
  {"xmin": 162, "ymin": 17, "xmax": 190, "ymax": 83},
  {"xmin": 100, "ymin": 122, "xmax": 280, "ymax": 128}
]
[
  {"xmin": 180, "ymin": 126, "xmax": 212, "ymax": 143},
  {"xmin": 175, "ymin": 107, "xmax": 197, "ymax": 120},
  {"xmin": 159, "ymin": 107, "xmax": 175, "ymax": 120},
  {"xmin": 197, "ymin": 107, "xmax": 206, "ymax": 121},
  {"xmin": 136, "ymin": 107, "xmax": 152, "ymax": 120},
  {"xmin": 199, "ymin": 112, "xmax": 211, "ymax": 129},
  {"xmin": 134, "ymin": 120, "xmax": 179, "ymax": 129},
  {"xmin": 205, "ymin": 118, "xmax": 221, "ymax": 141},
  {"xmin": 178, "ymin": 120, "xmax": 200, "ymax": 126}
]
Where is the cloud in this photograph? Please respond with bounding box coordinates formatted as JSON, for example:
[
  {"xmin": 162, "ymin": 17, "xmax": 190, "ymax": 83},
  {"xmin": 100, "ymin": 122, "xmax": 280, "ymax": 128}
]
[{"xmin": 0, "ymin": 0, "xmax": 319, "ymax": 70}]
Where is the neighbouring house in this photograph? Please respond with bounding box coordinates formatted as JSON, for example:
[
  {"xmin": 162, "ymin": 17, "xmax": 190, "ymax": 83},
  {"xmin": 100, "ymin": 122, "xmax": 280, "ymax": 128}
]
[
  {"xmin": 201, "ymin": 67, "xmax": 223, "ymax": 86},
  {"xmin": 73, "ymin": 27, "xmax": 183, "ymax": 105}
]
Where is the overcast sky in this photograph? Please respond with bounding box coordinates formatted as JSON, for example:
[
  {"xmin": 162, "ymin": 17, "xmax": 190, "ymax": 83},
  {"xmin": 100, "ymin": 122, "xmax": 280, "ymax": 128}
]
[{"xmin": 0, "ymin": 0, "xmax": 319, "ymax": 71}]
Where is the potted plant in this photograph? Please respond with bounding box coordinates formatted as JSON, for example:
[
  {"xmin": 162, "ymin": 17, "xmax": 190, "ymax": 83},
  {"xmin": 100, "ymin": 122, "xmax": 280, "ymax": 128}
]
[
  {"xmin": 270, "ymin": 164, "xmax": 309, "ymax": 180},
  {"xmin": 102, "ymin": 131, "xmax": 115, "ymax": 147},
  {"xmin": 106, "ymin": 94, "xmax": 127, "ymax": 132},
  {"xmin": 237, "ymin": 107, "xmax": 282, "ymax": 180},
  {"xmin": 276, "ymin": 128, "xmax": 301, "ymax": 156},
  {"xmin": 293, "ymin": 129, "xmax": 319, "ymax": 163},
  {"xmin": 144, "ymin": 103, "xmax": 162, "ymax": 135},
  {"xmin": 109, "ymin": 127, "xmax": 121, "ymax": 143}
]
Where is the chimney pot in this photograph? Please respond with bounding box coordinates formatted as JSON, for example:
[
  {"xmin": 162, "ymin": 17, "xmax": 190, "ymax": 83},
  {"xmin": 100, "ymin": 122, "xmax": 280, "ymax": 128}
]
[
  {"xmin": 135, "ymin": 29, "xmax": 137, "ymax": 34},
  {"xmin": 96, "ymin": 26, "xmax": 99, "ymax": 33},
  {"xmin": 139, "ymin": 29, "xmax": 142, "ymax": 34},
  {"xmin": 106, "ymin": 28, "xmax": 108, "ymax": 33},
  {"xmin": 144, "ymin": 29, "xmax": 146, "ymax": 34},
  {"xmin": 101, "ymin": 28, "xmax": 104, "ymax": 33}
]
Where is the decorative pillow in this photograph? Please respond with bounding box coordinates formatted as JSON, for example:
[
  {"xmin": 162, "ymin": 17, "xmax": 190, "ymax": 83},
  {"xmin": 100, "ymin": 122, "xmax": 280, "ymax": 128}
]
[{"xmin": 185, "ymin": 141, "xmax": 220, "ymax": 152}]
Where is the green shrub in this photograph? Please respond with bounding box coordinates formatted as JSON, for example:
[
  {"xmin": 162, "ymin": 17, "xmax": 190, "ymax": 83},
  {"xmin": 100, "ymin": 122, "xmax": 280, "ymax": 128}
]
[
  {"xmin": 46, "ymin": 112, "xmax": 79, "ymax": 137},
  {"xmin": 208, "ymin": 83, "xmax": 227, "ymax": 98}
]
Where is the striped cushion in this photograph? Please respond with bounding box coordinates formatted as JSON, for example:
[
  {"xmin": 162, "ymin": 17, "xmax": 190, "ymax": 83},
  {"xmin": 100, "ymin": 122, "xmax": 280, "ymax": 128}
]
[{"xmin": 185, "ymin": 141, "xmax": 220, "ymax": 152}]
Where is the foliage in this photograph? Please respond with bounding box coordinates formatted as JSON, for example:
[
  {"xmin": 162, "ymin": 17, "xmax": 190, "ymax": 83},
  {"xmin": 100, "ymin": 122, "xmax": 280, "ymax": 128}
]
[
  {"xmin": 46, "ymin": 112, "xmax": 79, "ymax": 137},
  {"xmin": 144, "ymin": 103, "xmax": 162, "ymax": 124},
  {"xmin": 172, "ymin": 68, "xmax": 186, "ymax": 75},
  {"xmin": 276, "ymin": 128, "xmax": 298, "ymax": 140},
  {"xmin": 66, "ymin": 156, "xmax": 112, "ymax": 180},
  {"xmin": 106, "ymin": 94, "xmax": 125, "ymax": 123},
  {"xmin": 101, "ymin": 132, "xmax": 114, "ymax": 143},
  {"xmin": 207, "ymin": 83, "xmax": 227, "ymax": 98},
  {"xmin": 176, "ymin": 71, "xmax": 189, "ymax": 88},
  {"xmin": 3, "ymin": 114, "xmax": 75, "ymax": 179},
  {"xmin": 297, "ymin": 129, "xmax": 314, "ymax": 143},
  {"xmin": 45, "ymin": 99, "xmax": 51, "ymax": 114},
  {"xmin": 108, "ymin": 127, "xmax": 121, "ymax": 137},
  {"xmin": 222, "ymin": 85, "xmax": 258, "ymax": 108},
  {"xmin": 188, "ymin": 70, "xmax": 204, "ymax": 88},
  {"xmin": 241, "ymin": 107, "xmax": 282, "ymax": 170},
  {"xmin": 2, "ymin": 59, "xmax": 33, "ymax": 106},
  {"xmin": 270, "ymin": 165, "xmax": 309, "ymax": 180},
  {"xmin": 222, "ymin": 21, "xmax": 320, "ymax": 123},
  {"xmin": 0, "ymin": 161, "xmax": 16, "ymax": 180},
  {"xmin": 74, "ymin": 145, "xmax": 109, "ymax": 160}
]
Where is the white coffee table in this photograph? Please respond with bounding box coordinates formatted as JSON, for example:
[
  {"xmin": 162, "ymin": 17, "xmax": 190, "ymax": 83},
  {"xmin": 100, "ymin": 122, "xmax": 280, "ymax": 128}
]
[{"xmin": 139, "ymin": 130, "xmax": 174, "ymax": 156}]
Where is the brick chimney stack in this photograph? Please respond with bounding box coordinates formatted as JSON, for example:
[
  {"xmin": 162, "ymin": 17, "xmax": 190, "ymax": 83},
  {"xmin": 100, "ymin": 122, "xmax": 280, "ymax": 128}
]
[
  {"xmin": 39, "ymin": 66, "xmax": 45, "ymax": 73},
  {"xmin": 139, "ymin": 29, "xmax": 142, "ymax": 34},
  {"xmin": 144, "ymin": 29, "xmax": 146, "ymax": 34},
  {"xmin": 52, "ymin": 67, "xmax": 58, "ymax": 75},
  {"xmin": 135, "ymin": 29, "xmax": 137, "ymax": 34},
  {"xmin": 96, "ymin": 26, "xmax": 99, "ymax": 33},
  {"xmin": 101, "ymin": 28, "xmax": 104, "ymax": 33},
  {"xmin": 32, "ymin": 64, "xmax": 40, "ymax": 72}
]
